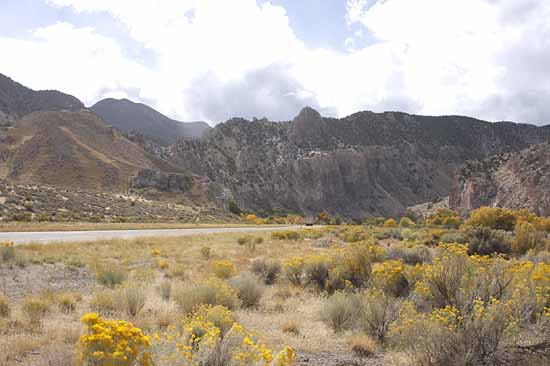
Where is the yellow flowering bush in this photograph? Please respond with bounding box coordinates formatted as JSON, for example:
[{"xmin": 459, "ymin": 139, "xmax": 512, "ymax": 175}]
[
  {"xmin": 426, "ymin": 208, "xmax": 461, "ymax": 228},
  {"xmin": 464, "ymin": 206, "xmax": 517, "ymax": 231},
  {"xmin": 153, "ymin": 307, "xmax": 295, "ymax": 366},
  {"xmin": 174, "ymin": 277, "xmax": 241, "ymax": 313},
  {"xmin": 383, "ymin": 218, "xmax": 398, "ymax": 228},
  {"xmin": 283, "ymin": 257, "xmax": 305, "ymax": 286},
  {"xmin": 212, "ymin": 260, "xmax": 238, "ymax": 279},
  {"xmin": 372, "ymin": 260, "xmax": 409, "ymax": 297},
  {"xmin": 79, "ymin": 313, "xmax": 151, "ymax": 366}
]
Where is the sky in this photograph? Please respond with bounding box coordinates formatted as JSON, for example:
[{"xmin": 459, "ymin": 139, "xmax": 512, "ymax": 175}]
[{"xmin": 0, "ymin": 0, "xmax": 549, "ymax": 125}]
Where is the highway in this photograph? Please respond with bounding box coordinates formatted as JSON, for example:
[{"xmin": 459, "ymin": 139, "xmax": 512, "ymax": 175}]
[{"xmin": 1, "ymin": 226, "xmax": 301, "ymax": 245}]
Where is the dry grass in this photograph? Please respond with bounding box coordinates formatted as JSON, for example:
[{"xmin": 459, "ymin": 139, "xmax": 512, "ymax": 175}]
[{"xmin": 0, "ymin": 222, "xmax": 289, "ymax": 232}]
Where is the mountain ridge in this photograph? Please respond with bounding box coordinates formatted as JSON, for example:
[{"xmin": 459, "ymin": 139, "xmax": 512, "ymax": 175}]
[{"xmin": 91, "ymin": 98, "xmax": 211, "ymax": 145}]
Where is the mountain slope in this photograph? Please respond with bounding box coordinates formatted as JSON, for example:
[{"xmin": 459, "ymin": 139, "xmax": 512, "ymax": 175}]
[
  {"xmin": 450, "ymin": 142, "xmax": 550, "ymax": 215},
  {"xmin": 166, "ymin": 107, "xmax": 550, "ymax": 217},
  {"xmin": 0, "ymin": 110, "xmax": 184, "ymax": 191},
  {"xmin": 91, "ymin": 98, "xmax": 210, "ymax": 145},
  {"xmin": 0, "ymin": 73, "xmax": 84, "ymax": 125}
]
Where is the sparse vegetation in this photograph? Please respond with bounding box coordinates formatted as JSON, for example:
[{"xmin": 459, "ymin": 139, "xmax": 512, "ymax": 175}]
[{"xmin": 2, "ymin": 213, "xmax": 549, "ymax": 366}]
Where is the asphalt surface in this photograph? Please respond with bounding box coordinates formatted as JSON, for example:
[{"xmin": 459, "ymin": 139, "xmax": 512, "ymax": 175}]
[{"xmin": 2, "ymin": 226, "xmax": 301, "ymax": 245}]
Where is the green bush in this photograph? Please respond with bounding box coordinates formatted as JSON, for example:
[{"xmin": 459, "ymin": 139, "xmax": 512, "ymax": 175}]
[
  {"xmin": 96, "ymin": 269, "xmax": 126, "ymax": 288},
  {"xmin": 320, "ymin": 292, "xmax": 361, "ymax": 332},
  {"xmin": 464, "ymin": 227, "xmax": 511, "ymax": 256},
  {"xmin": 229, "ymin": 272, "xmax": 265, "ymax": 308}
]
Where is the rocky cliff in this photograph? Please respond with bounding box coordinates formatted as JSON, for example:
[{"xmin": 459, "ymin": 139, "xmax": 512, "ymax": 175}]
[
  {"xmin": 166, "ymin": 107, "xmax": 550, "ymax": 217},
  {"xmin": 450, "ymin": 142, "xmax": 550, "ymax": 216}
]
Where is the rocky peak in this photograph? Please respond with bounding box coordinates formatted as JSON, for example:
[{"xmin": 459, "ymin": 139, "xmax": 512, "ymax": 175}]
[{"xmin": 289, "ymin": 106, "xmax": 328, "ymax": 146}]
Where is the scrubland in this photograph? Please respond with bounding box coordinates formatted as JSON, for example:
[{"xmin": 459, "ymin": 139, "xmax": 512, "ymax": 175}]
[{"xmin": 0, "ymin": 207, "xmax": 549, "ymax": 366}]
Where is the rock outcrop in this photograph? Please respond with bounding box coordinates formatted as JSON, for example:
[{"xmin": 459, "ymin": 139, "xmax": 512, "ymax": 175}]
[{"xmin": 450, "ymin": 143, "xmax": 550, "ymax": 216}]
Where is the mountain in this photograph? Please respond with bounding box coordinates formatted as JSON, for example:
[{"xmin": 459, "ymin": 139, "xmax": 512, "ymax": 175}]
[
  {"xmin": 0, "ymin": 73, "xmax": 84, "ymax": 125},
  {"xmin": 0, "ymin": 109, "xmax": 185, "ymax": 191},
  {"xmin": 91, "ymin": 98, "xmax": 211, "ymax": 145},
  {"xmin": 165, "ymin": 107, "xmax": 550, "ymax": 217},
  {"xmin": 450, "ymin": 142, "xmax": 550, "ymax": 216}
]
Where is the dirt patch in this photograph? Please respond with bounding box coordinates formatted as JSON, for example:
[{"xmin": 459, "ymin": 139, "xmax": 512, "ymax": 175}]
[
  {"xmin": 0, "ymin": 263, "xmax": 95, "ymax": 300},
  {"xmin": 298, "ymin": 351, "xmax": 386, "ymax": 366}
]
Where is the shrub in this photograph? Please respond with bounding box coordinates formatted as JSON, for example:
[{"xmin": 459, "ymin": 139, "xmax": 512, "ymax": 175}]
[
  {"xmin": 359, "ymin": 290, "xmax": 401, "ymax": 342},
  {"xmin": 230, "ymin": 272, "xmax": 265, "ymax": 308},
  {"xmin": 173, "ymin": 278, "xmax": 240, "ymax": 313},
  {"xmin": 512, "ymin": 221, "xmax": 539, "ymax": 254},
  {"xmin": 121, "ymin": 285, "xmax": 146, "ymax": 317},
  {"xmin": 465, "ymin": 207, "xmax": 516, "ymax": 231},
  {"xmin": 159, "ymin": 280, "xmax": 172, "ymax": 301},
  {"xmin": 0, "ymin": 242, "xmax": 15, "ymax": 262},
  {"xmin": 228, "ymin": 200, "xmax": 241, "ymax": 215},
  {"xmin": 440, "ymin": 231, "xmax": 467, "ymax": 244},
  {"xmin": 0, "ymin": 294, "xmax": 10, "ymax": 318},
  {"xmin": 332, "ymin": 244, "xmax": 378, "ymax": 289},
  {"xmin": 79, "ymin": 313, "xmax": 151, "ymax": 366},
  {"xmin": 321, "ymin": 292, "xmax": 361, "ymax": 332},
  {"xmin": 272, "ymin": 230, "xmax": 300, "ymax": 240},
  {"xmin": 349, "ymin": 334, "xmax": 377, "ymax": 358},
  {"xmin": 386, "ymin": 245, "xmax": 432, "ymax": 265},
  {"xmin": 341, "ymin": 227, "xmax": 367, "ymax": 242},
  {"xmin": 399, "ymin": 217, "xmax": 415, "ymax": 228},
  {"xmin": 383, "ymin": 218, "xmax": 398, "ymax": 228},
  {"xmin": 284, "ymin": 257, "xmax": 305, "ymax": 286},
  {"xmin": 237, "ymin": 235, "xmax": 252, "ymax": 246},
  {"xmin": 281, "ymin": 320, "xmax": 300, "ymax": 335},
  {"xmin": 96, "ymin": 269, "xmax": 126, "ymax": 288},
  {"xmin": 166, "ymin": 263, "xmax": 186, "ymax": 280},
  {"xmin": 212, "ymin": 260, "xmax": 237, "ymax": 279},
  {"xmin": 418, "ymin": 248, "xmax": 470, "ymax": 309},
  {"xmin": 200, "ymin": 246, "xmax": 211, "ymax": 260},
  {"xmin": 304, "ymin": 254, "xmax": 332, "ymax": 291},
  {"xmin": 426, "ymin": 209, "xmax": 462, "ymax": 228},
  {"xmin": 392, "ymin": 299, "xmax": 517, "ymax": 366},
  {"xmin": 372, "ymin": 260, "xmax": 410, "ymax": 297},
  {"xmin": 155, "ymin": 306, "xmax": 295, "ymax": 366},
  {"xmin": 90, "ymin": 290, "xmax": 118, "ymax": 316},
  {"xmin": 22, "ymin": 296, "xmax": 50, "ymax": 324},
  {"xmin": 57, "ymin": 293, "xmax": 78, "ymax": 313},
  {"xmin": 251, "ymin": 258, "xmax": 281, "ymax": 285},
  {"xmin": 464, "ymin": 227, "xmax": 511, "ymax": 256}
]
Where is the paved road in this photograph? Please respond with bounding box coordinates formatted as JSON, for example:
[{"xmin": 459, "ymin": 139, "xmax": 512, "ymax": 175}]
[{"xmin": 2, "ymin": 226, "xmax": 302, "ymax": 245}]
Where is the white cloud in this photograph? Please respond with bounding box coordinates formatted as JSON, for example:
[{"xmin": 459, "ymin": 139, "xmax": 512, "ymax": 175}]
[
  {"xmin": 0, "ymin": 22, "xmax": 151, "ymax": 106},
  {"xmin": 1, "ymin": 0, "xmax": 549, "ymax": 124}
]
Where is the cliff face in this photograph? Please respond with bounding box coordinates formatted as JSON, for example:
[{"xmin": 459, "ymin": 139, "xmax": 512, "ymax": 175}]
[
  {"xmin": 450, "ymin": 143, "xmax": 550, "ymax": 216},
  {"xmin": 166, "ymin": 108, "xmax": 550, "ymax": 217}
]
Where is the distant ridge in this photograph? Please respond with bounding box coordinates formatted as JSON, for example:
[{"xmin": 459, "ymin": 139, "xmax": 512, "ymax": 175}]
[
  {"xmin": 0, "ymin": 73, "xmax": 84, "ymax": 125},
  {"xmin": 91, "ymin": 98, "xmax": 210, "ymax": 145}
]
